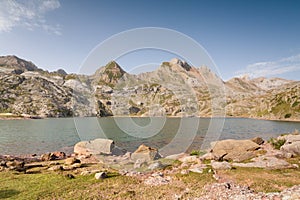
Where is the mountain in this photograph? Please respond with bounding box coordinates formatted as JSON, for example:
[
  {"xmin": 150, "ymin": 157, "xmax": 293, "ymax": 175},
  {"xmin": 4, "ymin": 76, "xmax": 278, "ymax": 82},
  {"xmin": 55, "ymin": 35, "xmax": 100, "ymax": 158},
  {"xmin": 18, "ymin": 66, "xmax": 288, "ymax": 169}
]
[
  {"xmin": 0, "ymin": 55, "xmax": 299, "ymax": 120},
  {"xmin": 0, "ymin": 55, "xmax": 39, "ymax": 74}
]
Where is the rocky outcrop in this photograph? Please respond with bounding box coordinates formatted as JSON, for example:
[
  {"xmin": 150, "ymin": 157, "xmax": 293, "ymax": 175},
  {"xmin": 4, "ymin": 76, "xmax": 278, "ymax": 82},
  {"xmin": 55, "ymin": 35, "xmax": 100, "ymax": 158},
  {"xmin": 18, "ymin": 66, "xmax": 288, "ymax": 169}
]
[{"xmin": 210, "ymin": 139, "xmax": 260, "ymax": 162}]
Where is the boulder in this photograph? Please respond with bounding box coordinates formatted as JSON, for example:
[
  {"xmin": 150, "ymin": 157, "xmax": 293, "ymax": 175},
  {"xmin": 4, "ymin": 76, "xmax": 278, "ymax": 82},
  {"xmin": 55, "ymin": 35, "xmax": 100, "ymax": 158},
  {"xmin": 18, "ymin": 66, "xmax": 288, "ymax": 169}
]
[
  {"xmin": 251, "ymin": 137, "xmax": 264, "ymax": 145},
  {"xmin": 74, "ymin": 138, "xmax": 115, "ymax": 155},
  {"xmin": 278, "ymin": 134, "xmax": 300, "ymax": 144},
  {"xmin": 211, "ymin": 139, "xmax": 260, "ymax": 162},
  {"xmin": 280, "ymin": 141, "xmax": 300, "ymax": 157},
  {"xmin": 131, "ymin": 144, "xmax": 161, "ymax": 162}
]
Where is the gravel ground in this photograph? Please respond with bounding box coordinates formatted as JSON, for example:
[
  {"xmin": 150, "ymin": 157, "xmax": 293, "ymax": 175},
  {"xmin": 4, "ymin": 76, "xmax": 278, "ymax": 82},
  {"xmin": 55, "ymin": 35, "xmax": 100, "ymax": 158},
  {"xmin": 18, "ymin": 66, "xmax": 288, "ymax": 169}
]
[{"xmin": 196, "ymin": 182, "xmax": 300, "ymax": 200}]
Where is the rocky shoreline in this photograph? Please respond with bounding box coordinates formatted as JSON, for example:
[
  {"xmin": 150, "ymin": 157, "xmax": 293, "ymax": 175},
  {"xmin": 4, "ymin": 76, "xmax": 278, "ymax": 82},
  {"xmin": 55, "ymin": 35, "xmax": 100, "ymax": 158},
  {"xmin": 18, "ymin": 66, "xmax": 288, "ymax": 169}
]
[
  {"xmin": 1, "ymin": 113, "xmax": 300, "ymax": 123},
  {"xmin": 1, "ymin": 132, "xmax": 300, "ymax": 199}
]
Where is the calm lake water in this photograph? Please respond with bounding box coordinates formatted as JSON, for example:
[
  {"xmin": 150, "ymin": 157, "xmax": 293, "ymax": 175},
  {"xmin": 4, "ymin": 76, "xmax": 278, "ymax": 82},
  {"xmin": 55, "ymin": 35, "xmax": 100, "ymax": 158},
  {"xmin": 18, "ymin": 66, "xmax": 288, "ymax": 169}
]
[{"xmin": 1, "ymin": 117, "xmax": 300, "ymax": 156}]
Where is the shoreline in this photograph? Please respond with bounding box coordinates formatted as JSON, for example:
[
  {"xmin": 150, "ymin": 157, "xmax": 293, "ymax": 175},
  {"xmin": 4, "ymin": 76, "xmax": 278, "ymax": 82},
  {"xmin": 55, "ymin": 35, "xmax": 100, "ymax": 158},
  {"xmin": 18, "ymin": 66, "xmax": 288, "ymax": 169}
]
[{"xmin": 1, "ymin": 113, "xmax": 300, "ymax": 122}]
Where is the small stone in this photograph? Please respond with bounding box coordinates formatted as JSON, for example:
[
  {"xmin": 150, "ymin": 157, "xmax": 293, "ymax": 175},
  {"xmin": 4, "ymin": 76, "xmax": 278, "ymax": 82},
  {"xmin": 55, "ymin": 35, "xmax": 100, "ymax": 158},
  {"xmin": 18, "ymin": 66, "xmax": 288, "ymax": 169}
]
[
  {"xmin": 65, "ymin": 157, "xmax": 80, "ymax": 165},
  {"xmin": 71, "ymin": 163, "xmax": 82, "ymax": 168},
  {"xmin": 65, "ymin": 174, "xmax": 75, "ymax": 179},
  {"xmin": 179, "ymin": 155, "xmax": 199, "ymax": 163},
  {"xmin": 48, "ymin": 165, "xmax": 63, "ymax": 171},
  {"xmin": 51, "ymin": 152, "xmax": 66, "ymax": 159},
  {"xmin": 189, "ymin": 167, "xmax": 203, "ymax": 174},
  {"xmin": 211, "ymin": 161, "xmax": 232, "ymax": 170},
  {"xmin": 292, "ymin": 164, "xmax": 299, "ymax": 168},
  {"xmin": 80, "ymin": 170, "xmax": 100, "ymax": 176},
  {"xmin": 6, "ymin": 160, "xmax": 25, "ymax": 170},
  {"xmin": 0, "ymin": 161, "xmax": 6, "ymax": 166},
  {"xmin": 95, "ymin": 172, "xmax": 107, "ymax": 179},
  {"xmin": 200, "ymin": 152, "xmax": 216, "ymax": 160},
  {"xmin": 41, "ymin": 153, "xmax": 56, "ymax": 161},
  {"xmin": 181, "ymin": 169, "xmax": 189, "ymax": 175}
]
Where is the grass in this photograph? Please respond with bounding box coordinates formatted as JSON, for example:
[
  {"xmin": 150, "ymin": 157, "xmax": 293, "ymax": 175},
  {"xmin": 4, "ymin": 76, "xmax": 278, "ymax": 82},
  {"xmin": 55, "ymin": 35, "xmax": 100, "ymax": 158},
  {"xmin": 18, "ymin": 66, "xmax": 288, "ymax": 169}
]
[
  {"xmin": 0, "ymin": 169, "xmax": 215, "ymax": 199},
  {"xmin": 1, "ymin": 157, "xmax": 300, "ymax": 198},
  {"xmin": 190, "ymin": 150, "xmax": 206, "ymax": 156},
  {"xmin": 218, "ymin": 167, "xmax": 300, "ymax": 193}
]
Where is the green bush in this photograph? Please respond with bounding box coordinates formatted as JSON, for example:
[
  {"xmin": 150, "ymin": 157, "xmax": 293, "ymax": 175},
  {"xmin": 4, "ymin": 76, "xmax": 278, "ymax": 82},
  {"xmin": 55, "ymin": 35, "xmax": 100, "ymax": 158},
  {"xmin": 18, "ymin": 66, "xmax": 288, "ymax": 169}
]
[{"xmin": 269, "ymin": 138, "xmax": 286, "ymax": 150}]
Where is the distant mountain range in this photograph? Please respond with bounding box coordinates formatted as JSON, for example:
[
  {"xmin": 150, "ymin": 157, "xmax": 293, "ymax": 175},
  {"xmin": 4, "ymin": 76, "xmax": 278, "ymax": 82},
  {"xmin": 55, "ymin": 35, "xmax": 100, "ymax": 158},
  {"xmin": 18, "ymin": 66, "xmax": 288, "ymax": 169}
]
[{"xmin": 0, "ymin": 55, "xmax": 299, "ymax": 120}]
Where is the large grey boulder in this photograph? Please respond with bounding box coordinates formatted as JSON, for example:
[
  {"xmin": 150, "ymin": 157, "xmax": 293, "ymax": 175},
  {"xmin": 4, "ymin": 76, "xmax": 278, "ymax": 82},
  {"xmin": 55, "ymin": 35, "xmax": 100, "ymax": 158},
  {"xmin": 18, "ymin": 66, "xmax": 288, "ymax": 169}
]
[
  {"xmin": 278, "ymin": 134, "xmax": 300, "ymax": 157},
  {"xmin": 211, "ymin": 139, "xmax": 260, "ymax": 162},
  {"xmin": 278, "ymin": 134, "xmax": 300, "ymax": 144},
  {"xmin": 131, "ymin": 144, "xmax": 161, "ymax": 161},
  {"xmin": 74, "ymin": 138, "xmax": 115, "ymax": 155},
  {"xmin": 281, "ymin": 141, "xmax": 300, "ymax": 157}
]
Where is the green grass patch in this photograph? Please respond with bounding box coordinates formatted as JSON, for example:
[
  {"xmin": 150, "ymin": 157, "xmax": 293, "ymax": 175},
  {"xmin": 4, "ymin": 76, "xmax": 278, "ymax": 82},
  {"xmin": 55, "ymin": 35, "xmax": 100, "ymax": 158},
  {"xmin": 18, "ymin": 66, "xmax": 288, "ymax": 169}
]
[{"xmin": 190, "ymin": 150, "xmax": 205, "ymax": 156}]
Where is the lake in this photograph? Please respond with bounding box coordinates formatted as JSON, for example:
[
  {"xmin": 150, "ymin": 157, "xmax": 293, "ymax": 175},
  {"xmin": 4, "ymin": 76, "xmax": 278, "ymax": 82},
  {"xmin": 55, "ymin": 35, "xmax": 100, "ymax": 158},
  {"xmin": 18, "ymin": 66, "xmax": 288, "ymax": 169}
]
[{"xmin": 1, "ymin": 117, "xmax": 300, "ymax": 156}]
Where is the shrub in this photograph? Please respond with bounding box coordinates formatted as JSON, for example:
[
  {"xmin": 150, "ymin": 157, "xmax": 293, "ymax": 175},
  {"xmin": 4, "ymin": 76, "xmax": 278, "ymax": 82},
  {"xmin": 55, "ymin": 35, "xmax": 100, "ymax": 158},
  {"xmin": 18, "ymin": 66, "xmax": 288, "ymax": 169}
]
[{"xmin": 269, "ymin": 138, "xmax": 286, "ymax": 150}]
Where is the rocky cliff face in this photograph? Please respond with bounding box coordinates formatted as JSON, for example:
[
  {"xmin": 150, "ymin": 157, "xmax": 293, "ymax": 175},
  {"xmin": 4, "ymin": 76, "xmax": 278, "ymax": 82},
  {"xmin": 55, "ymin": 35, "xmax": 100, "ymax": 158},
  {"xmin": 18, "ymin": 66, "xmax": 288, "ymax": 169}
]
[{"xmin": 0, "ymin": 55, "xmax": 299, "ymax": 120}]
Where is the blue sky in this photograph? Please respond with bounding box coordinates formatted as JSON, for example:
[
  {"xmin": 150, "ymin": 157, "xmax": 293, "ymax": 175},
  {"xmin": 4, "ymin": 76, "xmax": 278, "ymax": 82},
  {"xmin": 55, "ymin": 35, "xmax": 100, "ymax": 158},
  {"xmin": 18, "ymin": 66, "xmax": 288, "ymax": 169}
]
[{"xmin": 0, "ymin": 0, "xmax": 300, "ymax": 80}]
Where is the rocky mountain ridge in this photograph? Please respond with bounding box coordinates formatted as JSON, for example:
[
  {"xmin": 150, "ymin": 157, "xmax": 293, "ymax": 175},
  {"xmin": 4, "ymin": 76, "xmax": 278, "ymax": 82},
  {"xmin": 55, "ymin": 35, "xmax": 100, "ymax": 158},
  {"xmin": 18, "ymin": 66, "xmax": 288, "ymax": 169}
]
[{"xmin": 0, "ymin": 55, "xmax": 299, "ymax": 120}]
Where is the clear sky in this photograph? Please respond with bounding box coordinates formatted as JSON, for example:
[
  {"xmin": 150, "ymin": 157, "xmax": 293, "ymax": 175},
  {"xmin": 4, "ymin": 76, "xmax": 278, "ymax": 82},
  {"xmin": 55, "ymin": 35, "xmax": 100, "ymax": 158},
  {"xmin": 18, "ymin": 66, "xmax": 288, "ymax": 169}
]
[{"xmin": 0, "ymin": 0, "xmax": 300, "ymax": 80}]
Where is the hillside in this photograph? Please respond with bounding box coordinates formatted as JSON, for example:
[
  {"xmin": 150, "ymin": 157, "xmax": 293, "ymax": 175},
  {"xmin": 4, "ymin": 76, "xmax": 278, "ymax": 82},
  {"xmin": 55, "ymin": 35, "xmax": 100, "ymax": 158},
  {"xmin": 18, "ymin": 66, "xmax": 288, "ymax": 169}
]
[{"xmin": 0, "ymin": 55, "xmax": 299, "ymax": 120}]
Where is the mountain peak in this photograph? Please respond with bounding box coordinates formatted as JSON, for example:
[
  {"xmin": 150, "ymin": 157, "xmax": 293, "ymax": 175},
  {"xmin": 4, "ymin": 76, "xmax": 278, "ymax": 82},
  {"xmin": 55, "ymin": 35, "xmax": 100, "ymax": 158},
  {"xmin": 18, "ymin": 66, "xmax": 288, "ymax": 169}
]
[
  {"xmin": 93, "ymin": 61, "xmax": 126, "ymax": 86},
  {"xmin": 169, "ymin": 58, "xmax": 191, "ymax": 71},
  {"xmin": 0, "ymin": 55, "xmax": 39, "ymax": 72},
  {"xmin": 104, "ymin": 61, "xmax": 126, "ymax": 73}
]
